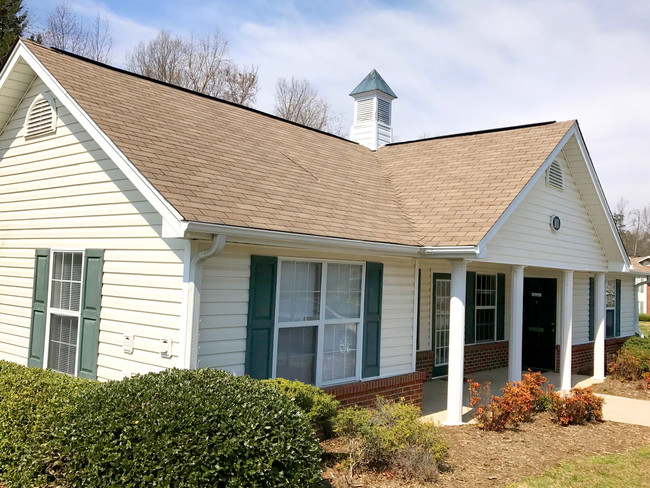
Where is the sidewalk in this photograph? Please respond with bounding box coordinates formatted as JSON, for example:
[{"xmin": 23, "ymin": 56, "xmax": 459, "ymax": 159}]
[{"xmin": 598, "ymin": 394, "xmax": 650, "ymax": 427}]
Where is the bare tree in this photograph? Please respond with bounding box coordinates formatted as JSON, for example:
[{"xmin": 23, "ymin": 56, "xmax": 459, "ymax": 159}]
[
  {"xmin": 86, "ymin": 11, "xmax": 112, "ymax": 63},
  {"xmin": 273, "ymin": 77, "xmax": 343, "ymax": 135},
  {"xmin": 42, "ymin": 1, "xmax": 113, "ymax": 63},
  {"xmin": 43, "ymin": 1, "xmax": 87, "ymax": 54},
  {"xmin": 126, "ymin": 29, "xmax": 259, "ymax": 107}
]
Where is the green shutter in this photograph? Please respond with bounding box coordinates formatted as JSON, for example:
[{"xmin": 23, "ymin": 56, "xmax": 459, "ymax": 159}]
[
  {"xmin": 27, "ymin": 249, "xmax": 50, "ymax": 368},
  {"xmin": 77, "ymin": 249, "xmax": 104, "ymax": 380},
  {"xmin": 362, "ymin": 262, "xmax": 383, "ymax": 378},
  {"xmin": 615, "ymin": 279, "xmax": 621, "ymax": 337},
  {"xmin": 245, "ymin": 255, "xmax": 278, "ymax": 379},
  {"xmin": 588, "ymin": 277, "xmax": 595, "ymax": 342},
  {"xmin": 465, "ymin": 272, "xmax": 476, "ymax": 344},
  {"xmin": 496, "ymin": 273, "xmax": 505, "ymax": 341}
]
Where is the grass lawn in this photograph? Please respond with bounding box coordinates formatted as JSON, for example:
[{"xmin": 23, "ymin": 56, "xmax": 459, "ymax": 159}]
[
  {"xmin": 641, "ymin": 321, "xmax": 650, "ymax": 337},
  {"xmin": 508, "ymin": 445, "xmax": 650, "ymax": 488}
]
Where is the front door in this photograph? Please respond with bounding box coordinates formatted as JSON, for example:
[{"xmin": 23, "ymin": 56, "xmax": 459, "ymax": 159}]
[
  {"xmin": 432, "ymin": 273, "xmax": 451, "ymax": 377},
  {"xmin": 522, "ymin": 278, "xmax": 557, "ymax": 371}
]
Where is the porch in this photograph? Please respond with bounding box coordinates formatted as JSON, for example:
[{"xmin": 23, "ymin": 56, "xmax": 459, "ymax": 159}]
[{"xmin": 420, "ymin": 367, "xmax": 599, "ymax": 423}]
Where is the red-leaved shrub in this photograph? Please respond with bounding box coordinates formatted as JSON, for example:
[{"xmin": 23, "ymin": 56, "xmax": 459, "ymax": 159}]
[{"xmin": 550, "ymin": 387, "xmax": 603, "ymax": 426}]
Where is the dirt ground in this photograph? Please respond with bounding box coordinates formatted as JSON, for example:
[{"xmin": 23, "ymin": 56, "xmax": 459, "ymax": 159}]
[
  {"xmin": 592, "ymin": 376, "xmax": 650, "ymax": 400},
  {"xmin": 321, "ymin": 412, "xmax": 650, "ymax": 487}
]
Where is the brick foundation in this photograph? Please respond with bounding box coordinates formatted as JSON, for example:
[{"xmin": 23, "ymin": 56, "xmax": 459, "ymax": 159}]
[
  {"xmin": 416, "ymin": 341, "xmax": 509, "ymax": 380},
  {"xmin": 323, "ymin": 371, "xmax": 426, "ymax": 408},
  {"xmin": 555, "ymin": 336, "xmax": 630, "ymax": 375}
]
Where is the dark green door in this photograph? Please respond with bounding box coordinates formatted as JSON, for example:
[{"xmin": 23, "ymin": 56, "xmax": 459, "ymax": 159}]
[
  {"xmin": 432, "ymin": 273, "xmax": 451, "ymax": 377},
  {"xmin": 522, "ymin": 278, "xmax": 557, "ymax": 371}
]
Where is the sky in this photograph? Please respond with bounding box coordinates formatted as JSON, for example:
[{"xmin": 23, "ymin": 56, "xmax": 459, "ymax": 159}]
[{"xmin": 24, "ymin": 0, "xmax": 650, "ymax": 216}]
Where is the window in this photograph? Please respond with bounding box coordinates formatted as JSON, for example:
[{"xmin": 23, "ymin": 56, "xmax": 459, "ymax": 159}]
[
  {"xmin": 45, "ymin": 251, "xmax": 83, "ymax": 375},
  {"xmin": 475, "ymin": 274, "xmax": 497, "ymax": 342},
  {"xmin": 606, "ymin": 279, "xmax": 616, "ymax": 338},
  {"xmin": 275, "ymin": 260, "xmax": 363, "ymax": 386}
]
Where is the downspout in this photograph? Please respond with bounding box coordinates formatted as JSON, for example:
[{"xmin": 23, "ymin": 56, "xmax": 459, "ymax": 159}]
[
  {"xmin": 634, "ymin": 279, "xmax": 649, "ymax": 338},
  {"xmin": 184, "ymin": 234, "xmax": 227, "ymax": 369}
]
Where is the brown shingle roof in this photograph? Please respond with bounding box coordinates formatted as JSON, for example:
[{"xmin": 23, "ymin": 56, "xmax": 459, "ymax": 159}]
[
  {"xmin": 630, "ymin": 257, "xmax": 650, "ymax": 272},
  {"xmin": 24, "ymin": 40, "xmax": 575, "ymax": 248}
]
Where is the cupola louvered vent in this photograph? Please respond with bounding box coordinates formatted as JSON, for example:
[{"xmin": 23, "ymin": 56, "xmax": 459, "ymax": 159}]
[
  {"xmin": 546, "ymin": 160, "xmax": 563, "ymax": 190},
  {"xmin": 356, "ymin": 98, "xmax": 374, "ymax": 123},
  {"xmin": 377, "ymin": 98, "xmax": 390, "ymax": 125},
  {"xmin": 25, "ymin": 94, "xmax": 56, "ymax": 138}
]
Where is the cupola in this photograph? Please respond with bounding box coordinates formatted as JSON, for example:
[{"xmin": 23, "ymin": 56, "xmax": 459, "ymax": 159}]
[{"xmin": 349, "ymin": 69, "xmax": 396, "ymax": 150}]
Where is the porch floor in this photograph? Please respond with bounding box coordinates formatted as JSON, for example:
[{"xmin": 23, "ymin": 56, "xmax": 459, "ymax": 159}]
[{"xmin": 421, "ymin": 367, "xmax": 598, "ymax": 424}]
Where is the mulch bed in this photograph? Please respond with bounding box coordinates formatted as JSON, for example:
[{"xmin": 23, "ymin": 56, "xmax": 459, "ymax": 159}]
[
  {"xmin": 321, "ymin": 412, "xmax": 650, "ymax": 487},
  {"xmin": 592, "ymin": 377, "xmax": 650, "ymax": 400}
]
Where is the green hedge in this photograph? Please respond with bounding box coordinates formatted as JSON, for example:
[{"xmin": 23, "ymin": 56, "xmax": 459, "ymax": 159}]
[
  {"xmin": 263, "ymin": 377, "xmax": 339, "ymax": 438},
  {"xmin": 621, "ymin": 336, "xmax": 650, "ymax": 373},
  {"xmin": 0, "ymin": 365, "xmax": 322, "ymax": 487},
  {"xmin": 0, "ymin": 360, "xmax": 96, "ymax": 486},
  {"xmin": 639, "ymin": 313, "xmax": 650, "ymax": 322}
]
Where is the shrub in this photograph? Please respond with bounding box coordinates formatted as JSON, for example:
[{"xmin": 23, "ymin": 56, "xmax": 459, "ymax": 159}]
[
  {"xmin": 335, "ymin": 397, "xmax": 447, "ymax": 481},
  {"xmin": 263, "ymin": 377, "xmax": 339, "ymax": 438},
  {"xmin": 0, "ymin": 360, "xmax": 96, "ymax": 487},
  {"xmin": 639, "ymin": 313, "xmax": 650, "ymax": 322},
  {"xmin": 550, "ymin": 387, "xmax": 604, "ymax": 426},
  {"xmin": 621, "ymin": 336, "xmax": 650, "ymax": 371},
  {"xmin": 609, "ymin": 348, "xmax": 644, "ymax": 381},
  {"xmin": 46, "ymin": 369, "xmax": 322, "ymax": 487}
]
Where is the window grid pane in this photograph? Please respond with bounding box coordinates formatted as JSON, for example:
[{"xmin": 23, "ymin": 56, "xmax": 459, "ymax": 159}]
[
  {"xmin": 322, "ymin": 323, "xmax": 357, "ymax": 382},
  {"xmin": 325, "ymin": 263, "xmax": 362, "ymax": 320},
  {"xmin": 434, "ymin": 279, "xmax": 451, "ymax": 366},
  {"xmin": 276, "ymin": 326, "xmax": 317, "ymax": 384},
  {"xmin": 51, "ymin": 252, "xmax": 83, "ymax": 312},
  {"xmin": 278, "ymin": 261, "xmax": 322, "ymax": 322},
  {"xmin": 475, "ymin": 274, "xmax": 496, "ymax": 342},
  {"xmin": 47, "ymin": 314, "xmax": 78, "ymax": 375}
]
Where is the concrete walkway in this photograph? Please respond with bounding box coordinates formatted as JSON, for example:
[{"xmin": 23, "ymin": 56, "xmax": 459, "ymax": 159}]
[{"xmin": 420, "ymin": 367, "xmax": 650, "ymax": 427}]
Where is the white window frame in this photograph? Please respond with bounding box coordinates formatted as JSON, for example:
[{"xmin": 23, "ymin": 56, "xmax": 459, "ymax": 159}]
[
  {"xmin": 42, "ymin": 249, "xmax": 85, "ymax": 376},
  {"xmin": 475, "ymin": 273, "xmax": 497, "ymax": 343},
  {"xmin": 272, "ymin": 257, "xmax": 366, "ymax": 387}
]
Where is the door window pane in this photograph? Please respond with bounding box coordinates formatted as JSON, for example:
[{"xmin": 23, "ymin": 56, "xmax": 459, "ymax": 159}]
[
  {"xmin": 606, "ymin": 280, "xmax": 616, "ymax": 309},
  {"xmin": 434, "ymin": 279, "xmax": 451, "ymax": 366},
  {"xmin": 276, "ymin": 326, "xmax": 317, "ymax": 384},
  {"xmin": 325, "ymin": 263, "xmax": 362, "ymax": 319},
  {"xmin": 322, "ymin": 323, "xmax": 357, "ymax": 382},
  {"xmin": 475, "ymin": 274, "xmax": 496, "ymax": 342},
  {"xmin": 278, "ymin": 261, "xmax": 321, "ymax": 322},
  {"xmin": 48, "ymin": 314, "xmax": 79, "ymax": 375}
]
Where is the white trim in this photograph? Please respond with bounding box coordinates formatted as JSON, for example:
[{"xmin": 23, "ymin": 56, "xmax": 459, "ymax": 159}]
[
  {"xmin": 11, "ymin": 42, "xmax": 184, "ymax": 233},
  {"xmin": 186, "ymin": 221, "xmax": 422, "ymax": 256},
  {"xmin": 411, "ymin": 261, "xmax": 419, "ymax": 372},
  {"xmin": 177, "ymin": 239, "xmax": 192, "ymax": 369},
  {"xmin": 420, "ymin": 246, "xmax": 479, "ymax": 258}
]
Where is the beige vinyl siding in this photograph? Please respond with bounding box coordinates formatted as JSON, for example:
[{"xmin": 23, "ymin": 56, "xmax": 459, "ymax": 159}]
[
  {"xmin": 0, "ymin": 79, "xmax": 186, "ymax": 380},
  {"xmin": 620, "ymin": 277, "xmax": 635, "ymax": 338},
  {"xmin": 198, "ymin": 243, "xmax": 416, "ymax": 379},
  {"xmin": 572, "ymin": 273, "xmax": 590, "ymax": 345},
  {"xmin": 485, "ymin": 156, "xmax": 608, "ymax": 270}
]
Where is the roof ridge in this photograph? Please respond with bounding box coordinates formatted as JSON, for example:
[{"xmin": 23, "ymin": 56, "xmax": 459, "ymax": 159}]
[
  {"xmin": 20, "ymin": 38, "xmax": 360, "ymax": 146},
  {"xmin": 383, "ymin": 120, "xmax": 561, "ymax": 147}
]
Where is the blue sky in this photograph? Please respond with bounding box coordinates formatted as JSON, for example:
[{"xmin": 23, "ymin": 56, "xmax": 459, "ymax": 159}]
[{"xmin": 24, "ymin": 0, "xmax": 650, "ymax": 217}]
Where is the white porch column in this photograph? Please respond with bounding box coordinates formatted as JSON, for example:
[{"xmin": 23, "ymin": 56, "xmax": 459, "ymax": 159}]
[
  {"xmin": 560, "ymin": 270, "xmax": 574, "ymax": 391},
  {"xmin": 445, "ymin": 259, "xmax": 467, "ymax": 425},
  {"xmin": 508, "ymin": 265, "xmax": 525, "ymax": 383},
  {"xmin": 593, "ymin": 272, "xmax": 606, "ymax": 380}
]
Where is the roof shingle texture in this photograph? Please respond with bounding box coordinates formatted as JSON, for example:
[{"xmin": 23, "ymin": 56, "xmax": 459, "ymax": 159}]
[{"xmin": 26, "ymin": 41, "xmax": 574, "ymax": 248}]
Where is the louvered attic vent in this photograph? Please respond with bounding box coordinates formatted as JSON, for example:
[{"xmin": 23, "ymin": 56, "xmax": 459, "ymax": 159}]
[
  {"xmin": 377, "ymin": 98, "xmax": 390, "ymax": 125},
  {"xmin": 25, "ymin": 94, "xmax": 56, "ymax": 138},
  {"xmin": 356, "ymin": 98, "xmax": 374, "ymax": 123},
  {"xmin": 546, "ymin": 160, "xmax": 563, "ymax": 190}
]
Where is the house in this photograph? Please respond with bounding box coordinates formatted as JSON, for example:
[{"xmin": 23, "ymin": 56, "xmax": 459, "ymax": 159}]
[
  {"xmin": 0, "ymin": 39, "xmax": 648, "ymax": 425},
  {"xmin": 631, "ymin": 257, "xmax": 650, "ymax": 315}
]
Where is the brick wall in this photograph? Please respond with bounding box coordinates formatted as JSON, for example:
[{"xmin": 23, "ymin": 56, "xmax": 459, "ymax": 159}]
[
  {"xmin": 416, "ymin": 341, "xmax": 509, "ymax": 380},
  {"xmin": 555, "ymin": 336, "xmax": 630, "ymax": 375},
  {"xmin": 323, "ymin": 371, "xmax": 426, "ymax": 408}
]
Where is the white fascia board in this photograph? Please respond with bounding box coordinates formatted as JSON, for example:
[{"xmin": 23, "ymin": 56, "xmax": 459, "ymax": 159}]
[
  {"xmin": 14, "ymin": 42, "xmax": 184, "ymax": 232},
  {"xmin": 477, "ymin": 124, "xmax": 577, "ymax": 251},
  {"xmin": 185, "ymin": 221, "xmax": 423, "ymax": 256},
  {"xmin": 572, "ymin": 123, "xmax": 631, "ymax": 268},
  {"xmin": 419, "ymin": 246, "xmax": 479, "ymax": 258}
]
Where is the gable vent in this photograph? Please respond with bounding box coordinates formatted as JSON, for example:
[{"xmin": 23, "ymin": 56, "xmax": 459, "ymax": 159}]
[
  {"xmin": 377, "ymin": 98, "xmax": 390, "ymax": 125},
  {"xmin": 356, "ymin": 98, "xmax": 374, "ymax": 123},
  {"xmin": 25, "ymin": 94, "xmax": 56, "ymax": 138},
  {"xmin": 546, "ymin": 160, "xmax": 563, "ymax": 190}
]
